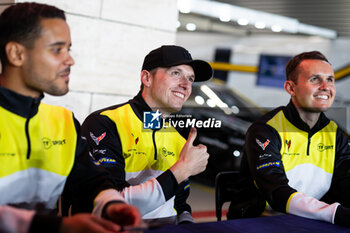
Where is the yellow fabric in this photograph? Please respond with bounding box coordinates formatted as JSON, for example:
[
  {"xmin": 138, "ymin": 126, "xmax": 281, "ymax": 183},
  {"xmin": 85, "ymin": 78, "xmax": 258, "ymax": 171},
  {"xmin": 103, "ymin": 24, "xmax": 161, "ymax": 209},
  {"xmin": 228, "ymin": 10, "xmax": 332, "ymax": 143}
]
[
  {"xmin": 0, "ymin": 103, "xmax": 76, "ymax": 177},
  {"xmin": 101, "ymin": 104, "xmax": 186, "ymax": 173},
  {"xmin": 267, "ymin": 110, "xmax": 336, "ymax": 174}
]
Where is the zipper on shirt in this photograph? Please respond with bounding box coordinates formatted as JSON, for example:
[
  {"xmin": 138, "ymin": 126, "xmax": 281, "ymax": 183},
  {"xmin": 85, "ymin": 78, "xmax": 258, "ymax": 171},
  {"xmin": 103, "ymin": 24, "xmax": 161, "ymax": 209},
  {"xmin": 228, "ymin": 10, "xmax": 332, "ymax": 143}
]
[
  {"xmin": 25, "ymin": 118, "xmax": 31, "ymax": 159},
  {"xmin": 306, "ymin": 135, "xmax": 311, "ymax": 156},
  {"xmin": 25, "ymin": 97, "xmax": 39, "ymax": 159},
  {"xmin": 152, "ymin": 130, "xmax": 157, "ymax": 160}
]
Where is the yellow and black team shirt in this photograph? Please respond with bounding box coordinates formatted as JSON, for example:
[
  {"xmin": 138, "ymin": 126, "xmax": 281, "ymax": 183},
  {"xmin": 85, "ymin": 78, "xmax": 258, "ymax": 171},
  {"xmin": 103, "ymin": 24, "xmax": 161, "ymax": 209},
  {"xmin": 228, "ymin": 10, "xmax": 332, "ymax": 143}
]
[
  {"xmin": 0, "ymin": 87, "xmax": 76, "ymax": 211},
  {"xmin": 0, "ymin": 86, "xmax": 123, "ymax": 233},
  {"xmin": 242, "ymin": 100, "xmax": 350, "ymax": 223},
  {"xmin": 82, "ymin": 92, "xmax": 192, "ymax": 220}
]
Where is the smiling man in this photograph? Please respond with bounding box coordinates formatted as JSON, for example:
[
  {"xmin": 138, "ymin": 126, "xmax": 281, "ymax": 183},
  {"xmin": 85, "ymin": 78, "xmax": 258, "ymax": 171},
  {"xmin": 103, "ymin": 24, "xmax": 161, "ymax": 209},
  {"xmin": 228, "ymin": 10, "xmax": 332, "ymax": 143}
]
[
  {"xmin": 81, "ymin": 45, "xmax": 212, "ymax": 225},
  {"xmin": 235, "ymin": 51, "xmax": 350, "ymax": 227}
]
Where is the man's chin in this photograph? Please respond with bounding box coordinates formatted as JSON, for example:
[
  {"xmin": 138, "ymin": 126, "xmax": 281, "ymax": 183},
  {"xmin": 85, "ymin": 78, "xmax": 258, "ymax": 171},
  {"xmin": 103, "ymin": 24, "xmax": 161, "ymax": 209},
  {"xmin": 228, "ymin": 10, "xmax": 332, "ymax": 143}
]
[
  {"xmin": 317, "ymin": 102, "xmax": 333, "ymax": 112},
  {"xmin": 318, "ymin": 106, "xmax": 331, "ymax": 112},
  {"xmin": 303, "ymin": 106, "xmax": 330, "ymax": 113},
  {"xmin": 168, "ymin": 107, "xmax": 181, "ymax": 114},
  {"xmin": 47, "ymin": 87, "xmax": 69, "ymax": 96}
]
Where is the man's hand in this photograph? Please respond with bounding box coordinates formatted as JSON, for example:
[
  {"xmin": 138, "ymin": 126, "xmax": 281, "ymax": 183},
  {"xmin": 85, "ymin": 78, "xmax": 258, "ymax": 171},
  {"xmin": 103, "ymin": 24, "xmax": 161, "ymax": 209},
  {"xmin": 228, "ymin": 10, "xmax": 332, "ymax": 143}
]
[
  {"xmin": 170, "ymin": 127, "xmax": 209, "ymax": 183},
  {"xmin": 60, "ymin": 213, "xmax": 121, "ymax": 233},
  {"xmin": 105, "ymin": 202, "xmax": 141, "ymax": 227}
]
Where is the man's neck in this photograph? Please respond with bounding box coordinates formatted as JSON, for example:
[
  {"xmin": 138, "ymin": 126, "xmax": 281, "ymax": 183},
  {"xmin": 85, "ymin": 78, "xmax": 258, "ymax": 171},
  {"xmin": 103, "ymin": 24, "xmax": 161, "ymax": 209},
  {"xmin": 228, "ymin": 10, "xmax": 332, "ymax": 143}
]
[
  {"xmin": 296, "ymin": 109, "xmax": 320, "ymax": 129},
  {"xmin": 292, "ymin": 100, "xmax": 320, "ymax": 129},
  {"xmin": 0, "ymin": 69, "xmax": 41, "ymax": 98},
  {"xmin": 141, "ymin": 91, "xmax": 172, "ymax": 117}
]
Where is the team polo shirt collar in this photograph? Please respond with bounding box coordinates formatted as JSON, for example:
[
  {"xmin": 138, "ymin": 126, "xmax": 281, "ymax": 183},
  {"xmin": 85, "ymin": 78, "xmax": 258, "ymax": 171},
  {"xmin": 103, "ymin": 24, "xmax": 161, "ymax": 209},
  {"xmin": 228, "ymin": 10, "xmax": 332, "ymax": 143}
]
[
  {"xmin": 0, "ymin": 86, "xmax": 44, "ymax": 118},
  {"xmin": 283, "ymin": 100, "xmax": 330, "ymax": 136},
  {"xmin": 130, "ymin": 91, "xmax": 153, "ymax": 121}
]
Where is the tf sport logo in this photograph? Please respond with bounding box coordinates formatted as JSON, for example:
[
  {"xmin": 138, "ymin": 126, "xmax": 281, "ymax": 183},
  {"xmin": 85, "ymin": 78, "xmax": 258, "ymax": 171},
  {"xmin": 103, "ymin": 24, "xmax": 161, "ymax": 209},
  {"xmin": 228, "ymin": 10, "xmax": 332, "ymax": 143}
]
[{"xmin": 143, "ymin": 110, "xmax": 161, "ymax": 129}]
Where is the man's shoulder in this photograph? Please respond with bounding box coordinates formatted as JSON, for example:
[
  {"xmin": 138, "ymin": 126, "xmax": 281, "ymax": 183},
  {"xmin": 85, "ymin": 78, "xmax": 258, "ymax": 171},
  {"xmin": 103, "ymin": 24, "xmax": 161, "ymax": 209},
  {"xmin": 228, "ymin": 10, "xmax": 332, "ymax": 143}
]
[
  {"xmin": 88, "ymin": 101, "xmax": 132, "ymax": 119},
  {"xmin": 81, "ymin": 99, "xmax": 137, "ymax": 130},
  {"xmin": 40, "ymin": 102, "xmax": 73, "ymax": 116},
  {"xmin": 174, "ymin": 125, "xmax": 190, "ymax": 140},
  {"xmin": 39, "ymin": 103, "xmax": 78, "ymax": 130},
  {"xmin": 251, "ymin": 106, "xmax": 285, "ymax": 127},
  {"xmin": 246, "ymin": 106, "xmax": 286, "ymax": 139}
]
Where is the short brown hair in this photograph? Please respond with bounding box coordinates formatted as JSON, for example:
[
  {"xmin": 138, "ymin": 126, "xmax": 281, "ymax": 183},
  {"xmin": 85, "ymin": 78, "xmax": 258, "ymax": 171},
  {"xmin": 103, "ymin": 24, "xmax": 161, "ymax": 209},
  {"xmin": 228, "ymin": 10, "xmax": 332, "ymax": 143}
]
[
  {"xmin": 0, "ymin": 2, "xmax": 65, "ymax": 69},
  {"xmin": 285, "ymin": 51, "xmax": 330, "ymax": 83}
]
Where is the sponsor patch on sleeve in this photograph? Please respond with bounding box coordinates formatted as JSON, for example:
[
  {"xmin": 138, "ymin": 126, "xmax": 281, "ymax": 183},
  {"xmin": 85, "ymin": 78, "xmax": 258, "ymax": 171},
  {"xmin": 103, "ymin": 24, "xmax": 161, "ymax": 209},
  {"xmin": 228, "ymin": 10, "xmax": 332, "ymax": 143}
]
[
  {"xmin": 256, "ymin": 161, "xmax": 280, "ymax": 170},
  {"xmin": 258, "ymin": 153, "xmax": 272, "ymax": 160},
  {"xmin": 256, "ymin": 138, "xmax": 270, "ymax": 150},
  {"xmin": 93, "ymin": 157, "xmax": 116, "ymax": 166},
  {"xmin": 90, "ymin": 132, "xmax": 106, "ymax": 145}
]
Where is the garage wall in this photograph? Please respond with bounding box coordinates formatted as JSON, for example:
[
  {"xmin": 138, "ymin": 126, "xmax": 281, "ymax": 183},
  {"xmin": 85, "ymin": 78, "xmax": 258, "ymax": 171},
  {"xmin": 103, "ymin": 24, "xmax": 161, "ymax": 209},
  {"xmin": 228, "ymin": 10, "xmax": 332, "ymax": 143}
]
[
  {"xmin": 176, "ymin": 32, "xmax": 350, "ymax": 133},
  {"xmin": 0, "ymin": 0, "xmax": 178, "ymax": 122}
]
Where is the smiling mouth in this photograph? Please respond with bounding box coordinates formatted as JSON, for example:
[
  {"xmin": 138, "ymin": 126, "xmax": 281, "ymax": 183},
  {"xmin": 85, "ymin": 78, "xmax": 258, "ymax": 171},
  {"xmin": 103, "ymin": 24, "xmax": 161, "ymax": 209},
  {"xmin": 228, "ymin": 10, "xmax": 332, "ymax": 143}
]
[
  {"xmin": 173, "ymin": 92, "xmax": 185, "ymax": 99},
  {"xmin": 315, "ymin": 95, "xmax": 329, "ymax": 100}
]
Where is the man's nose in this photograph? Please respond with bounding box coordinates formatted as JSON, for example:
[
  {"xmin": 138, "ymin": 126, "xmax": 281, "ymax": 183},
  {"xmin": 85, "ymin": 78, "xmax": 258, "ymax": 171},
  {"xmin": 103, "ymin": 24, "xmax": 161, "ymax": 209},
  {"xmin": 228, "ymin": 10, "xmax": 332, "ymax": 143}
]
[
  {"xmin": 319, "ymin": 79, "xmax": 330, "ymax": 90},
  {"xmin": 65, "ymin": 53, "xmax": 75, "ymax": 66},
  {"xmin": 179, "ymin": 79, "xmax": 191, "ymax": 90}
]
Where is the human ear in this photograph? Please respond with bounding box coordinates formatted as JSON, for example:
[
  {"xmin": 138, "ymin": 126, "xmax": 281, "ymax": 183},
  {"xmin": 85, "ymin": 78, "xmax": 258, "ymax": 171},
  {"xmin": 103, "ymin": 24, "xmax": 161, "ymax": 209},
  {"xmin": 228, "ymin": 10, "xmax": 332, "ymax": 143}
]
[
  {"xmin": 141, "ymin": 70, "xmax": 152, "ymax": 88},
  {"xmin": 5, "ymin": 42, "xmax": 26, "ymax": 67},
  {"xmin": 284, "ymin": 80, "xmax": 296, "ymax": 97}
]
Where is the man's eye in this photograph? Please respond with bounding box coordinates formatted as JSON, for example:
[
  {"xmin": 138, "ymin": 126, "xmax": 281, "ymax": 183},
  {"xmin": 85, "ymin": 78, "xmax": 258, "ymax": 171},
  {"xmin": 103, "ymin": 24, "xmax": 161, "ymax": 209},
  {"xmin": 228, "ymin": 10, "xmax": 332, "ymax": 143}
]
[
  {"xmin": 172, "ymin": 71, "xmax": 181, "ymax": 77},
  {"xmin": 327, "ymin": 78, "xmax": 335, "ymax": 83},
  {"xmin": 310, "ymin": 77, "xmax": 319, "ymax": 82},
  {"xmin": 53, "ymin": 48, "xmax": 61, "ymax": 54}
]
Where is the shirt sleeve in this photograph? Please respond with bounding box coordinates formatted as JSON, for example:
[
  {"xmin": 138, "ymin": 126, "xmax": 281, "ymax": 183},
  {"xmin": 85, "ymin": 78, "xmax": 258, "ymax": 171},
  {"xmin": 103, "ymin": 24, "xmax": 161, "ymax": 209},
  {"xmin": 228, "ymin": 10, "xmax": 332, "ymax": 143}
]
[
  {"xmin": 61, "ymin": 116, "xmax": 125, "ymax": 216},
  {"xmin": 244, "ymin": 122, "xmax": 296, "ymax": 212},
  {"xmin": 0, "ymin": 205, "xmax": 62, "ymax": 233},
  {"xmin": 81, "ymin": 112, "xmax": 180, "ymax": 216},
  {"xmin": 321, "ymin": 128, "xmax": 350, "ymax": 207},
  {"xmin": 174, "ymin": 179, "xmax": 193, "ymax": 223}
]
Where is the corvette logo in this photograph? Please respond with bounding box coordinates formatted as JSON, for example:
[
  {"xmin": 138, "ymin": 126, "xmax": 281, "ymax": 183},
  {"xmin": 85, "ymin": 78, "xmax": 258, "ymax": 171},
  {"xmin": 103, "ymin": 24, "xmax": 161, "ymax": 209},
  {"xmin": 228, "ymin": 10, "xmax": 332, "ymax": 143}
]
[
  {"xmin": 256, "ymin": 138, "xmax": 270, "ymax": 150},
  {"xmin": 90, "ymin": 132, "xmax": 106, "ymax": 145}
]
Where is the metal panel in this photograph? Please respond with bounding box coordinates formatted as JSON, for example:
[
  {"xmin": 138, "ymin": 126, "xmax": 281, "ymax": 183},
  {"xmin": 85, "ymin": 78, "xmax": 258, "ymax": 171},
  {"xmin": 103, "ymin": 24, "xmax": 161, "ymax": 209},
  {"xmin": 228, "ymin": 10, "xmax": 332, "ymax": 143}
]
[{"xmin": 215, "ymin": 0, "xmax": 350, "ymax": 37}]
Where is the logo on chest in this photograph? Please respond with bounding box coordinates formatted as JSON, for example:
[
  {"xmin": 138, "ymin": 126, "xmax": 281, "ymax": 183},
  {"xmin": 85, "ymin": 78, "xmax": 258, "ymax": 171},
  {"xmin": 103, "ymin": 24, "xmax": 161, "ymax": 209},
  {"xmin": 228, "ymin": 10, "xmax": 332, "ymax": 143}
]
[
  {"xmin": 282, "ymin": 139, "xmax": 300, "ymax": 156},
  {"xmin": 160, "ymin": 147, "xmax": 175, "ymax": 157},
  {"xmin": 285, "ymin": 139, "xmax": 291, "ymax": 151},
  {"xmin": 42, "ymin": 137, "xmax": 66, "ymax": 149},
  {"xmin": 131, "ymin": 133, "xmax": 139, "ymax": 145},
  {"xmin": 317, "ymin": 143, "xmax": 334, "ymax": 152}
]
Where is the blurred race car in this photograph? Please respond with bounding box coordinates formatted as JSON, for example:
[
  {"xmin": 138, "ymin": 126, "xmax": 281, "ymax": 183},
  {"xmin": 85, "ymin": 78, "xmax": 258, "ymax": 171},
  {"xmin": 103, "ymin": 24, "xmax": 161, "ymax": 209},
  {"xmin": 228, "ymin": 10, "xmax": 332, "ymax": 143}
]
[{"xmin": 178, "ymin": 81, "xmax": 263, "ymax": 186}]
